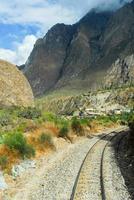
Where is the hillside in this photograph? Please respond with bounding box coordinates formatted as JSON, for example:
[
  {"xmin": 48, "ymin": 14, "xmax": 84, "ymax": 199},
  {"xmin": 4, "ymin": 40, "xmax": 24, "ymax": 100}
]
[
  {"xmin": 36, "ymin": 87, "xmax": 134, "ymax": 116},
  {"xmin": 23, "ymin": 0, "xmax": 134, "ymax": 96},
  {"xmin": 0, "ymin": 60, "xmax": 34, "ymax": 107}
]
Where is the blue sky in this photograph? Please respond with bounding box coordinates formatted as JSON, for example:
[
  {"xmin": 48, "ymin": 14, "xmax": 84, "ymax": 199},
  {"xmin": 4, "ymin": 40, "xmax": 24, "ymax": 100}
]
[{"xmin": 0, "ymin": 0, "xmax": 132, "ymax": 65}]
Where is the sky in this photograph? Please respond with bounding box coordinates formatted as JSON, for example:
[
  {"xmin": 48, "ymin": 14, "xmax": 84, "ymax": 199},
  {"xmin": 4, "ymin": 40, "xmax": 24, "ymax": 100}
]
[{"xmin": 0, "ymin": 0, "xmax": 132, "ymax": 65}]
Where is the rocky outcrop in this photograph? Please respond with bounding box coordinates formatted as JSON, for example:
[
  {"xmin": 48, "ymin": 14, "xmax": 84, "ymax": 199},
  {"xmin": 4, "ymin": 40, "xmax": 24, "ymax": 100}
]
[
  {"xmin": 0, "ymin": 60, "xmax": 34, "ymax": 107},
  {"xmin": 24, "ymin": 1, "xmax": 134, "ymax": 96}
]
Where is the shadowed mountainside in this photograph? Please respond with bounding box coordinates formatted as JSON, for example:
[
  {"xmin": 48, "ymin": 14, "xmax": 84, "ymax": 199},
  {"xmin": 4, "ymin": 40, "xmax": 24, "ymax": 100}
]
[{"xmin": 24, "ymin": 0, "xmax": 134, "ymax": 96}]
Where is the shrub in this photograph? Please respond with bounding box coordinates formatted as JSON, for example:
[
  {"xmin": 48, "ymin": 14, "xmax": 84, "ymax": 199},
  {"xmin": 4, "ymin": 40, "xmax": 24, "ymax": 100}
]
[
  {"xmin": 18, "ymin": 107, "xmax": 41, "ymax": 119},
  {"xmin": 38, "ymin": 133, "xmax": 53, "ymax": 146},
  {"xmin": 4, "ymin": 132, "xmax": 35, "ymax": 158},
  {"xmin": 59, "ymin": 125, "xmax": 69, "ymax": 138},
  {"xmin": 71, "ymin": 117, "xmax": 84, "ymax": 136},
  {"xmin": 0, "ymin": 155, "xmax": 8, "ymax": 170},
  {"xmin": 23, "ymin": 144, "xmax": 35, "ymax": 158}
]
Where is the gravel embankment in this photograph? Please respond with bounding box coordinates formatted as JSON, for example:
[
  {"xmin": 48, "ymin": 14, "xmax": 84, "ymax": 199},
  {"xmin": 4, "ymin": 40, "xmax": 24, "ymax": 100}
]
[
  {"xmin": 116, "ymin": 133, "xmax": 134, "ymax": 199},
  {"xmin": 102, "ymin": 131, "xmax": 131, "ymax": 200}
]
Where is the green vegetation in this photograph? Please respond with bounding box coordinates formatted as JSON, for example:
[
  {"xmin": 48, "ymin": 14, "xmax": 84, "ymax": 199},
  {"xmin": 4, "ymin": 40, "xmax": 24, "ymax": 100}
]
[
  {"xmin": 0, "ymin": 104, "xmax": 133, "ymax": 172},
  {"xmin": 4, "ymin": 132, "xmax": 35, "ymax": 158},
  {"xmin": 38, "ymin": 133, "xmax": 53, "ymax": 146},
  {"xmin": 18, "ymin": 107, "xmax": 41, "ymax": 119},
  {"xmin": 0, "ymin": 113, "xmax": 11, "ymax": 127},
  {"xmin": 59, "ymin": 124, "xmax": 69, "ymax": 138},
  {"xmin": 41, "ymin": 112, "xmax": 58, "ymax": 123},
  {"xmin": 94, "ymin": 111, "xmax": 134, "ymax": 126},
  {"xmin": 95, "ymin": 115, "xmax": 119, "ymax": 125},
  {"xmin": 71, "ymin": 117, "xmax": 84, "ymax": 136}
]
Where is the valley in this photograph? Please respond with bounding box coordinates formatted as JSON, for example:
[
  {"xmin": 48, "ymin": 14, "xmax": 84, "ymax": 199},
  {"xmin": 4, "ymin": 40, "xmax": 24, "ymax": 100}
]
[{"xmin": 0, "ymin": 0, "xmax": 134, "ymax": 200}]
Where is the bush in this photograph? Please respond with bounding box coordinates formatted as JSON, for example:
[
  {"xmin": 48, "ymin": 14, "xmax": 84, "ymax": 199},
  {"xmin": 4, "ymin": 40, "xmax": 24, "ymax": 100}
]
[
  {"xmin": 0, "ymin": 155, "xmax": 8, "ymax": 169},
  {"xmin": 38, "ymin": 133, "xmax": 53, "ymax": 146},
  {"xmin": 18, "ymin": 107, "xmax": 41, "ymax": 119},
  {"xmin": 59, "ymin": 125, "xmax": 69, "ymax": 138},
  {"xmin": 71, "ymin": 117, "xmax": 84, "ymax": 136},
  {"xmin": 4, "ymin": 132, "xmax": 35, "ymax": 158}
]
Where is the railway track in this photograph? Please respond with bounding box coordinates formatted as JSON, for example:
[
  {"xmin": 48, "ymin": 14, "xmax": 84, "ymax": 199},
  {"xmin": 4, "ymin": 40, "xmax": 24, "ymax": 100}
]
[{"xmin": 70, "ymin": 128, "xmax": 130, "ymax": 200}]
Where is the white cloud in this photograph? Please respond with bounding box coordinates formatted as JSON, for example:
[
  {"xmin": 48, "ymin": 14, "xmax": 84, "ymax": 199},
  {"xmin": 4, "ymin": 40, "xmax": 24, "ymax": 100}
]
[
  {"xmin": 0, "ymin": 48, "xmax": 16, "ymax": 63},
  {"xmin": 0, "ymin": 35, "xmax": 36, "ymax": 65},
  {"xmin": 0, "ymin": 0, "xmax": 77, "ymax": 31},
  {"xmin": 0, "ymin": 0, "xmax": 132, "ymax": 29}
]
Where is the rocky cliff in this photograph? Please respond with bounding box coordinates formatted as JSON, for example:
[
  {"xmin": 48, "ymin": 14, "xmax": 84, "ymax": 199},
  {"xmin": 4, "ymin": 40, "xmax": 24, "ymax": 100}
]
[
  {"xmin": 0, "ymin": 60, "xmax": 34, "ymax": 107},
  {"xmin": 24, "ymin": 0, "xmax": 134, "ymax": 96}
]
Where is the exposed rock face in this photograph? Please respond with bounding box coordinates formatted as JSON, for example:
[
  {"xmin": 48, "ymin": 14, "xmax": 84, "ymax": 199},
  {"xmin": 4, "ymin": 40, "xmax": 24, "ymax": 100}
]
[
  {"xmin": 0, "ymin": 60, "xmax": 34, "ymax": 107},
  {"xmin": 105, "ymin": 55, "xmax": 134, "ymax": 87},
  {"xmin": 24, "ymin": 1, "xmax": 134, "ymax": 96}
]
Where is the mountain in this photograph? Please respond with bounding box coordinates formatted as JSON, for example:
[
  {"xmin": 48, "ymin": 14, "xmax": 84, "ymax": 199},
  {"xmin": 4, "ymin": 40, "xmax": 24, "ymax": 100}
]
[
  {"xmin": 0, "ymin": 60, "xmax": 34, "ymax": 107},
  {"xmin": 24, "ymin": 0, "xmax": 134, "ymax": 96}
]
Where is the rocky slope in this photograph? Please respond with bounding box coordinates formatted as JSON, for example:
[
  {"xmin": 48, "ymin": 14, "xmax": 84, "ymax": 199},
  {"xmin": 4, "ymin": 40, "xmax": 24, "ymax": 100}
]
[
  {"xmin": 0, "ymin": 60, "xmax": 34, "ymax": 107},
  {"xmin": 24, "ymin": 0, "xmax": 134, "ymax": 96},
  {"xmin": 36, "ymin": 87, "xmax": 134, "ymax": 116}
]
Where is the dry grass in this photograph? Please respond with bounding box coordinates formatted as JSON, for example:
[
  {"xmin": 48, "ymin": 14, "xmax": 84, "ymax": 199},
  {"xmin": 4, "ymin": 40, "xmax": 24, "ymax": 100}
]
[
  {"xmin": 43, "ymin": 122, "xmax": 59, "ymax": 137},
  {"xmin": 0, "ymin": 122, "xmax": 58, "ymax": 172},
  {"xmin": 25, "ymin": 122, "xmax": 58, "ymax": 158},
  {"xmin": 27, "ymin": 133, "xmax": 54, "ymax": 158},
  {"xmin": 0, "ymin": 145, "xmax": 20, "ymax": 173}
]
